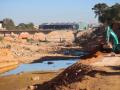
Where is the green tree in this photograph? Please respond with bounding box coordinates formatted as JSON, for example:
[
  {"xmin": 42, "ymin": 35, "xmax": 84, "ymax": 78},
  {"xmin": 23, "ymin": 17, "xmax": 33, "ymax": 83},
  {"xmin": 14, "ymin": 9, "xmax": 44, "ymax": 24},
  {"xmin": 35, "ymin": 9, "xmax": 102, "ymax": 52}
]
[
  {"xmin": 26, "ymin": 23, "xmax": 34, "ymax": 29},
  {"xmin": 92, "ymin": 3, "xmax": 120, "ymax": 25},
  {"xmin": 17, "ymin": 22, "xmax": 34, "ymax": 30},
  {"xmin": 92, "ymin": 3, "xmax": 108, "ymax": 18},
  {"xmin": 110, "ymin": 3, "xmax": 120, "ymax": 22},
  {"xmin": 2, "ymin": 18, "xmax": 15, "ymax": 30},
  {"xmin": 17, "ymin": 23, "xmax": 26, "ymax": 29}
]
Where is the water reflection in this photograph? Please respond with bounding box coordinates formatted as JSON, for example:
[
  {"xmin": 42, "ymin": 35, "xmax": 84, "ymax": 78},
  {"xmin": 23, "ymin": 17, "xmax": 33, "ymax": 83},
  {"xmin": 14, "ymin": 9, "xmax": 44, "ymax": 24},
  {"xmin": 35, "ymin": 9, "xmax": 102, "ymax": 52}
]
[{"xmin": 2, "ymin": 59, "xmax": 79, "ymax": 76}]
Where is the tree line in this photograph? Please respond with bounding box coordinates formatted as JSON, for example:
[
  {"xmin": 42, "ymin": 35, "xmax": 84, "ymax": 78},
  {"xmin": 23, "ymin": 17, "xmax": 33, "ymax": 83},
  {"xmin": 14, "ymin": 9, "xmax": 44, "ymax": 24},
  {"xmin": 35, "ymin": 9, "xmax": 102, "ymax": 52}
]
[
  {"xmin": 1, "ymin": 3, "xmax": 120, "ymax": 30},
  {"xmin": 2, "ymin": 18, "xmax": 35, "ymax": 30}
]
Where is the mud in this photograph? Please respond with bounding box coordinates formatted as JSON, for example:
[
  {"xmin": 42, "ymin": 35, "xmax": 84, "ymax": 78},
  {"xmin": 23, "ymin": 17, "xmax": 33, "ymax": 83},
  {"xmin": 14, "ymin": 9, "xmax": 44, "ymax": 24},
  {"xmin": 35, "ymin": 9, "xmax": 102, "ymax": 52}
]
[
  {"xmin": 0, "ymin": 70, "xmax": 62, "ymax": 90},
  {"xmin": 33, "ymin": 52, "xmax": 120, "ymax": 90},
  {"xmin": 0, "ymin": 29, "xmax": 120, "ymax": 90},
  {"xmin": 0, "ymin": 62, "xmax": 18, "ymax": 73}
]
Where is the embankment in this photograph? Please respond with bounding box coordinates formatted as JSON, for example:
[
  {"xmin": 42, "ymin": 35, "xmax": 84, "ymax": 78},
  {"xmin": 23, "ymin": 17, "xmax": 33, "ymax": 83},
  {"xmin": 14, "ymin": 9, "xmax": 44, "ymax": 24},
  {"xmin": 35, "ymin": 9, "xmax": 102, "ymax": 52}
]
[
  {"xmin": 34, "ymin": 51, "xmax": 120, "ymax": 90},
  {"xmin": 0, "ymin": 48, "xmax": 19, "ymax": 74},
  {"xmin": 0, "ymin": 62, "xmax": 18, "ymax": 73}
]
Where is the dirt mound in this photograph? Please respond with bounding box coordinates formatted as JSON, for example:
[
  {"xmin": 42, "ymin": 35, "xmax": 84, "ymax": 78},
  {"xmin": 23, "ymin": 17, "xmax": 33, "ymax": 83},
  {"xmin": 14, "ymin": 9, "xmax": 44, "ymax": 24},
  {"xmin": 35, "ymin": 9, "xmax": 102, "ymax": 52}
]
[
  {"xmin": 4, "ymin": 36, "xmax": 14, "ymax": 42},
  {"xmin": 19, "ymin": 32, "xmax": 31, "ymax": 39},
  {"xmin": 46, "ymin": 30, "xmax": 74, "ymax": 42},
  {"xmin": 33, "ymin": 52, "xmax": 120, "ymax": 90},
  {"xmin": 0, "ymin": 48, "xmax": 18, "ymax": 73},
  {"xmin": 0, "ymin": 48, "xmax": 16, "ymax": 62},
  {"xmin": 33, "ymin": 33, "xmax": 46, "ymax": 41},
  {"xmin": 75, "ymin": 28, "xmax": 106, "ymax": 52}
]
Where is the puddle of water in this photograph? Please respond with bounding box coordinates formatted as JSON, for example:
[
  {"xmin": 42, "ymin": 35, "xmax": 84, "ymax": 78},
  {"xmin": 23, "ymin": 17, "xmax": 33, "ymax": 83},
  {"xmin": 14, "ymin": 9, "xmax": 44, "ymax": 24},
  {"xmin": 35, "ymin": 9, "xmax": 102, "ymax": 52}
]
[{"xmin": 2, "ymin": 59, "xmax": 79, "ymax": 76}]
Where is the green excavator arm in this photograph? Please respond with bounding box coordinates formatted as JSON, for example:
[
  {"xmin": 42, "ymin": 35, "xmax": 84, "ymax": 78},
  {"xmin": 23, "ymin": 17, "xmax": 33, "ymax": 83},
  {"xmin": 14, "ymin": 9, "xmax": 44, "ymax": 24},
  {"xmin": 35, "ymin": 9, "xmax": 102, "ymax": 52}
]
[{"xmin": 106, "ymin": 26, "xmax": 120, "ymax": 52}]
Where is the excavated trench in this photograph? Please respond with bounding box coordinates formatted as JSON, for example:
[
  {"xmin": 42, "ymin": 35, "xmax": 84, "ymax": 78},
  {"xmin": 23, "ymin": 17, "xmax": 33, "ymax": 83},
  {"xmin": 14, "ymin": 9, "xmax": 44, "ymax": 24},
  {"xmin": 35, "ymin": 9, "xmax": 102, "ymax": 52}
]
[{"xmin": 32, "ymin": 51, "xmax": 120, "ymax": 90}]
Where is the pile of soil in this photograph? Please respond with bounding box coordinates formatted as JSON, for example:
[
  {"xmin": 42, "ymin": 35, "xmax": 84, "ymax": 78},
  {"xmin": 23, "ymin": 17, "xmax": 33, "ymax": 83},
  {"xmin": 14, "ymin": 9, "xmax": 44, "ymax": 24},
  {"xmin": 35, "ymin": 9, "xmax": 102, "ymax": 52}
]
[
  {"xmin": 75, "ymin": 27, "xmax": 106, "ymax": 52},
  {"xmin": 0, "ymin": 48, "xmax": 18, "ymax": 73},
  {"xmin": 34, "ymin": 52, "xmax": 120, "ymax": 90},
  {"xmin": 46, "ymin": 30, "xmax": 74, "ymax": 42},
  {"xmin": 0, "ymin": 48, "xmax": 16, "ymax": 62},
  {"xmin": 34, "ymin": 33, "xmax": 46, "ymax": 41},
  {"xmin": 0, "ymin": 71, "xmax": 61, "ymax": 90}
]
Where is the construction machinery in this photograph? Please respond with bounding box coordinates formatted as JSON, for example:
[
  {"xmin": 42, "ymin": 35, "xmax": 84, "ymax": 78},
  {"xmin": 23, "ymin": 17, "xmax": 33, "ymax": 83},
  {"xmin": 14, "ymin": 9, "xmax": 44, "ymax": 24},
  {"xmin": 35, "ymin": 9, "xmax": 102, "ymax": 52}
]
[{"xmin": 106, "ymin": 26, "xmax": 120, "ymax": 53}]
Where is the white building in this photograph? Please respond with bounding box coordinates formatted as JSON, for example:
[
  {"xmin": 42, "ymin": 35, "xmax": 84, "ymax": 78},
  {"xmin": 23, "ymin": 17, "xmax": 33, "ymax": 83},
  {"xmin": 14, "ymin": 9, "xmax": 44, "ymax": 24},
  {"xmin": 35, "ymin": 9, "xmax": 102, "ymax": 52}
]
[
  {"xmin": 34, "ymin": 25, "xmax": 39, "ymax": 30},
  {"xmin": 0, "ymin": 21, "xmax": 6, "ymax": 30},
  {"xmin": 0, "ymin": 21, "xmax": 3, "ymax": 29},
  {"xmin": 0, "ymin": 24, "xmax": 2, "ymax": 29}
]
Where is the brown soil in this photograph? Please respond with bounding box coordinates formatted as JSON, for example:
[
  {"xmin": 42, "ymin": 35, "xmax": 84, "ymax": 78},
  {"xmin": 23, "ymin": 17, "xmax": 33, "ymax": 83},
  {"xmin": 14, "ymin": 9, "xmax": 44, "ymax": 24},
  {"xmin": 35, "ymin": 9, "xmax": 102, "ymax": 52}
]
[
  {"xmin": 0, "ymin": 29, "xmax": 120, "ymax": 90},
  {"xmin": 0, "ymin": 39, "xmax": 80, "ymax": 73},
  {"xmin": 0, "ymin": 62, "xmax": 18, "ymax": 73},
  {"xmin": 33, "ymin": 52, "xmax": 120, "ymax": 90},
  {"xmin": 0, "ymin": 50, "xmax": 120, "ymax": 90},
  {"xmin": 0, "ymin": 70, "xmax": 62, "ymax": 90}
]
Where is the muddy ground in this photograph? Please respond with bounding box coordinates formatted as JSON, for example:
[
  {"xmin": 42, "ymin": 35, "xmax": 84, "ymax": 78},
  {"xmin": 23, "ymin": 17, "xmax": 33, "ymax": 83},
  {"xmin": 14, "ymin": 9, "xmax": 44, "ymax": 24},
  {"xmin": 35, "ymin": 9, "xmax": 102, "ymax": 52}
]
[
  {"xmin": 0, "ymin": 52, "xmax": 120, "ymax": 90},
  {"xmin": 32, "ymin": 52, "xmax": 120, "ymax": 90},
  {"xmin": 0, "ymin": 71, "xmax": 62, "ymax": 90},
  {"xmin": 0, "ymin": 29, "xmax": 120, "ymax": 90},
  {"xmin": 0, "ymin": 37, "xmax": 82, "ymax": 74}
]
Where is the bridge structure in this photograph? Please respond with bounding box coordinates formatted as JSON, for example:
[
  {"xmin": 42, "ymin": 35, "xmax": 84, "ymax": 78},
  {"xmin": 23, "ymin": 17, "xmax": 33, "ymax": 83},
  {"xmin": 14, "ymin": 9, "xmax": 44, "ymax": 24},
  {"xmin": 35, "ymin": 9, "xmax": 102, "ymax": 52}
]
[
  {"xmin": 0, "ymin": 29, "xmax": 87, "ymax": 43},
  {"xmin": 0, "ymin": 29, "xmax": 78, "ymax": 36}
]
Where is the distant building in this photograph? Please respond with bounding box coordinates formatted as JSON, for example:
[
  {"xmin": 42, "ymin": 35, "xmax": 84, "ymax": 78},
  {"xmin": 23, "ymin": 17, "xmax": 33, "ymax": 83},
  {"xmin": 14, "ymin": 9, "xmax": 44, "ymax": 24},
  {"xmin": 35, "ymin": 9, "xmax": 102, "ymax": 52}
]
[
  {"xmin": 0, "ymin": 21, "xmax": 3, "ymax": 29},
  {"xmin": 77, "ymin": 22, "xmax": 88, "ymax": 31},
  {"xmin": 39, "ymin": 23, "xmax": 79, "ymax": 30},
  {"xmin": 34, "ymin": 25, "xmax": 39, "ymax": 30}
]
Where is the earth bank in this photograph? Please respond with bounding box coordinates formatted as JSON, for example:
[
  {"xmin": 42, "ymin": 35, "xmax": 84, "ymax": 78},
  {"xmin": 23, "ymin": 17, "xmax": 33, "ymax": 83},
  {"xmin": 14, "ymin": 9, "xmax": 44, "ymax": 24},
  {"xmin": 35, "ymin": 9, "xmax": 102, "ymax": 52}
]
[
  {"xmin": 0, "ymin": 29, "xmax": 120, "ymax": 90},
  {"xmin": 33, "ymin": 52, "xmax": 120, "ymax": 90}
]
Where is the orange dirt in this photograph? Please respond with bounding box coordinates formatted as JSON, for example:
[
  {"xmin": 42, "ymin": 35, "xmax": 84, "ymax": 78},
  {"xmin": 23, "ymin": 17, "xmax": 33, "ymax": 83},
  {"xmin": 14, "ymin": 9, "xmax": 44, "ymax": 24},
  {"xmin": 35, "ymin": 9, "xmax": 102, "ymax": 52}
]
[{"xmin": 33, "ymin": 51, "xmax": 120, "ymax": 90}]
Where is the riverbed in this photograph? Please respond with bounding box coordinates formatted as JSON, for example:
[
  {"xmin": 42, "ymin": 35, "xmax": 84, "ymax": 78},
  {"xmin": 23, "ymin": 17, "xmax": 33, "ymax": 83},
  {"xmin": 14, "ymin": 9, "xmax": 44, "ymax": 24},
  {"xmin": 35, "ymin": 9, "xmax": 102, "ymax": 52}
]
[{"xmin": 1, "ymin": 59, "xmax": 79, "ymax": 76}]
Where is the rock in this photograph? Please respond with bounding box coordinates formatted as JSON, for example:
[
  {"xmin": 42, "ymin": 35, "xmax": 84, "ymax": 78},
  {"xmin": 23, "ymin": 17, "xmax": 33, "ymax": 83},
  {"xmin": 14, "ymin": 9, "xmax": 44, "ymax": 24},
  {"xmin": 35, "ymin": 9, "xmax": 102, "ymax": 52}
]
[
  {"xmin": 77, "ymin": 69, "xmax": 82, "ymax": 72},
  {"xmin": 65, "ymin": 73, "xmax": 68, "ymax": 77},
  {"xmin": 4, "ymin": 36, "xmax": 14, "ymax": 42},
  {"xmin": 47, "ymin": 61, "xmax": 54, "ymax": 64},
  {"xmin": 19, "ymin": 32, "xmax": 31, "ymax": 39},
  {"xmin": 31, "ymin": 76, "xmax": 40, "ymax": 81},
  {"xmin": 111, "ymin": 52, "xmax": 116, "ymax": 56},
  {"xmin": 5, "ymin": 44, "xmax": 11, "ymax": 49},
  {"xmin": 33, "ymin": 33, "xmax": 46, "ymax": 41},
  {"xmin": 17, "ymin": 72, "xmax": 24, "ymax": 75},
  {"xmin": 27, "ymin": 85, "xmax": 37, "ymax": 90},
  {"xmin": 46, "ymin": 30, "xmax": 74, "ymax": 42}
]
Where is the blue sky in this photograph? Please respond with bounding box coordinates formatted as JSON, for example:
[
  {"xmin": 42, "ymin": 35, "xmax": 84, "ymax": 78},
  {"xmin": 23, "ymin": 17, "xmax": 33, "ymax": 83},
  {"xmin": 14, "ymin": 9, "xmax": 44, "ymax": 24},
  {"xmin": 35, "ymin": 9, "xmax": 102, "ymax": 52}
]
[{"xmin": 0, "ymin": 0, "xmax": 119, "ymax": 25}]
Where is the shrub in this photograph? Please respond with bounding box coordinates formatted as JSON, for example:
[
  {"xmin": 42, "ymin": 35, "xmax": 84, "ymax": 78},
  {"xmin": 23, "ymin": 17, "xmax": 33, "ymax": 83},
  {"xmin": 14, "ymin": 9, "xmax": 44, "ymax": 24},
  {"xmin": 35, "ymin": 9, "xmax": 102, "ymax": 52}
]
[{"xmin": 0, "ymin": 36, "xmax": 4, "ymax": 41}]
